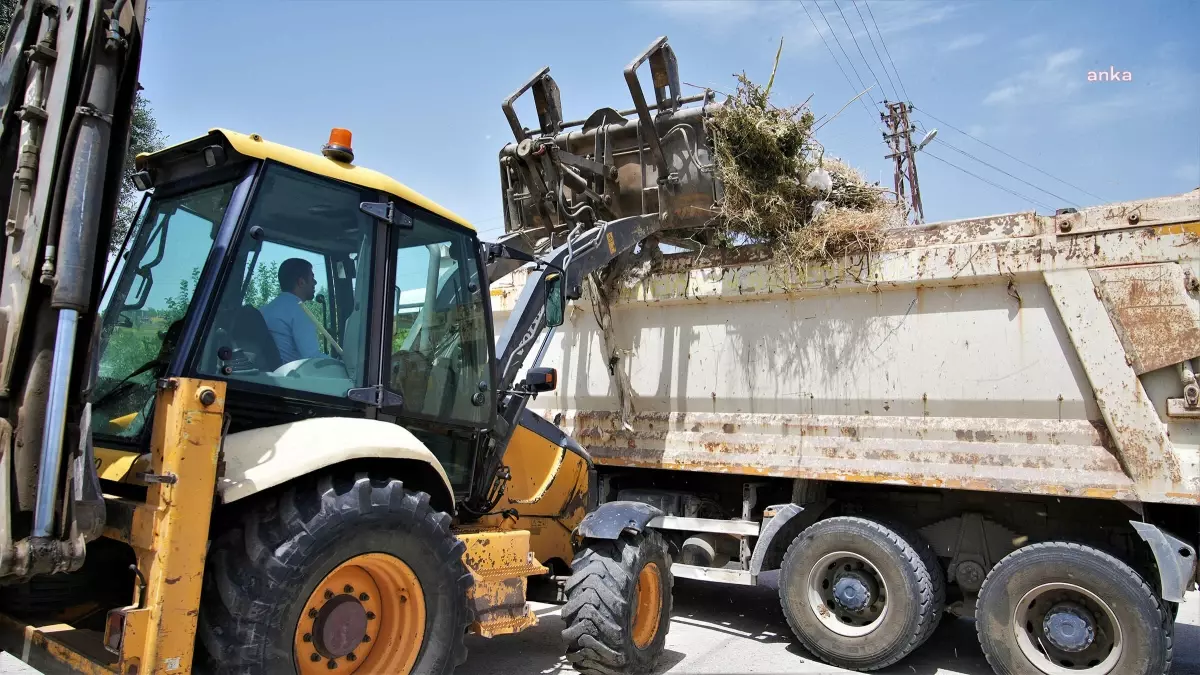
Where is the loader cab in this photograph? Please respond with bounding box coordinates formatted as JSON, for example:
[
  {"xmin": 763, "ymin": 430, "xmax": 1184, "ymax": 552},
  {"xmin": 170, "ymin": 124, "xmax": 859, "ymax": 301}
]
[{"xmin": 93, "ymin": 129, "xmax": 495, "ymax": 493}]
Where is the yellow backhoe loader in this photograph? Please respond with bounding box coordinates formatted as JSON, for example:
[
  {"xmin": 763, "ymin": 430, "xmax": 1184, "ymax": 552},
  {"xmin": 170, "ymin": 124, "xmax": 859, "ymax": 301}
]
[{"xmin": 0, "ymin": 1, "xmax": 708, "ymax": 673}]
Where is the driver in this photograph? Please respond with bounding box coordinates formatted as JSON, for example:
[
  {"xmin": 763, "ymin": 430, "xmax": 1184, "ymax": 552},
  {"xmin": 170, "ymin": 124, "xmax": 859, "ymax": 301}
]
[{"xmin": 260, "ymin": 258, "xmax": 328, "ymax": 364}]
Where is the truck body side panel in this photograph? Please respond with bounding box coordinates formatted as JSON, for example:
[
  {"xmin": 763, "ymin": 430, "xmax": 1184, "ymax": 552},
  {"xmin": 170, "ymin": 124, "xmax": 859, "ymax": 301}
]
[{"xmin": 492, "ymin": 193, "xmax": 1200, "ymax": 506}]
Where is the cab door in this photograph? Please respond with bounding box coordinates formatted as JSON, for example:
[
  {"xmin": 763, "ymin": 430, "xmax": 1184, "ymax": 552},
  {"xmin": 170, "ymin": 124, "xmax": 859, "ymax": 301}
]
[{"xmin": 381, "ymin": 206, "xmax": 493, "ymax": 497}]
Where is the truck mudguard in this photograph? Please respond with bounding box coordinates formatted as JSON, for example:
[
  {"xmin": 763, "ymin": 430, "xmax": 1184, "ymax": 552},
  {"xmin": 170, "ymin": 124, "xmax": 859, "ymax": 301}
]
[
  {"xmin": 576, "ymin": 500, "xmax": 664, "ymax": 540},
  {"xmin": 1131, "ymin": 521, "xmax": 1198, "ymax": 603}
]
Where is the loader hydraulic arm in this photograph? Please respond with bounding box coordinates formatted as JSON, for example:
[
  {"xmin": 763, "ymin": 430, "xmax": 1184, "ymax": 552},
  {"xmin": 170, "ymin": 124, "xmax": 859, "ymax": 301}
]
[
  {"xmin": 465, "ymin": 36, "xmax": 721, "ymax": 516},
  {"xmin": 471, "ymin": 213, "xmax": 660, "ymax": 514}
]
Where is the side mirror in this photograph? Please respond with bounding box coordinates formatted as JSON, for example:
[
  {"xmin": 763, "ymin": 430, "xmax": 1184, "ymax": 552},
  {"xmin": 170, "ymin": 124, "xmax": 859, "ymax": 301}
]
[
  {"xmin": 523, "ymin": 367, "xmax": 557, "ymax": 393},
  {"xmin": 486, "ymin": 241, "xmax": 538, "ymax": 265},
  {"xmin": 545, "ymin": 272, "xmax": 564, "ymax": 328}
]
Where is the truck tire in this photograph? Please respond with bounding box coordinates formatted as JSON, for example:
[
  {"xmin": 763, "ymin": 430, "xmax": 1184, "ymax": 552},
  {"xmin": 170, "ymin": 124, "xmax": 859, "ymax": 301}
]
[
  {"xmin": 778, "ymin": 516, "xmax": 942, "ymax": 671},
  {"xmin": 561, "ymin": 530, "xmax": 672, "ymax": 675},
  {"xmin": 887, "ymin": 521, "xmax": 946, "ymax": 649},
  {"xmin": 976, "ymin": 542, "xmax": 1173, "ymax": 675},
  {"xmin": 198, "ymin": 472, "xmax": 473, "ymax": 675}
]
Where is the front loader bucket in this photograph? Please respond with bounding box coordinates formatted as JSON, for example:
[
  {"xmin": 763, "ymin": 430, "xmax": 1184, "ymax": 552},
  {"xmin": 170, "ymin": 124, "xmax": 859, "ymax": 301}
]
[{"xmin": 496, "ymin": 37, "xmax": 723, "ymax": 255}]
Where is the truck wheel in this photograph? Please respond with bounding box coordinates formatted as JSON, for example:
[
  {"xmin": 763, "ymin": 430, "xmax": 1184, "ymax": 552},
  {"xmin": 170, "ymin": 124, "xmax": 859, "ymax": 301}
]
[
  {"xmin": 198, "ymin": 472, "xmax": 473, "ymax": 675},
  {"xmin": 562, "ymin": 530, "xmax": 673, "ymax": 675},
  {"xmin": 778, "ymin": 516, "xmax": 943, "ymax": 671},
  {"xmin": 976, "ymin": 542, "xmax": 1173, "ymax": 675}
]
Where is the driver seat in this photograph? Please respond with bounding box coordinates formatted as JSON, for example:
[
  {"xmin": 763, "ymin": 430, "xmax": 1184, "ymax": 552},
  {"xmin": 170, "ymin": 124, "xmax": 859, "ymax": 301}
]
[{"xmin": 231, "ymin": 305, "xmax": 282, "ymax": 371}]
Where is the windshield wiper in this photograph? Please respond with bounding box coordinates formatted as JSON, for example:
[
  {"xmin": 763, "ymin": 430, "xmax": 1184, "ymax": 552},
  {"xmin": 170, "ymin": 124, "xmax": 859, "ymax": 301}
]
[{"xmin": 92, "ymin": 356, "xmax": 165, "ymax": 409}]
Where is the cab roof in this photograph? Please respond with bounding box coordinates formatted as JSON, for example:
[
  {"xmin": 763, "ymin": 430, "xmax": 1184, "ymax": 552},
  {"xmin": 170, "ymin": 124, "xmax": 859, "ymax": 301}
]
[{"xmin": 138, "ymin": 128, "xmax": 473, "ymax": 231}]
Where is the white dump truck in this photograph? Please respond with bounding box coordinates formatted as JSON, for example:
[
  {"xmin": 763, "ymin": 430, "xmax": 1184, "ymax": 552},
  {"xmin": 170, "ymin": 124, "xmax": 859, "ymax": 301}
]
[
  {"xmin": 492, "ymin": 189, "xmax": 1200, "ymax": 673},
  {"xmin": 485, "ymin": 37, "xmax": 1197, "ymax": 674}
]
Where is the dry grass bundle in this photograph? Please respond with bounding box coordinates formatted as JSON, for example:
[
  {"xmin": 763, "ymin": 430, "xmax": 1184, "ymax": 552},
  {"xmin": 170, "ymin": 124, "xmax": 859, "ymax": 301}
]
[{"xmin": 705, "ymin": 73, "xmax": 898, "ymax": 265}]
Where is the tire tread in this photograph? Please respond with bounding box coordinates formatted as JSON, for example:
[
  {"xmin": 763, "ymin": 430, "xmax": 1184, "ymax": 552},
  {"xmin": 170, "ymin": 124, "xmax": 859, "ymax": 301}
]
[
  {"xmin": 198, "ymin": 472, "xmax": 471, "ymax": 675},
  {"xmin": 975, "ymin": 541, "xmax": 1173, "ymax": 675},
  {"xmin": 562, "ymin": 530, "xmax": 673, "ymax": 675},
  {"xmin": 778, "ymin": 516, "xmax": 939, "ymax": 671}
]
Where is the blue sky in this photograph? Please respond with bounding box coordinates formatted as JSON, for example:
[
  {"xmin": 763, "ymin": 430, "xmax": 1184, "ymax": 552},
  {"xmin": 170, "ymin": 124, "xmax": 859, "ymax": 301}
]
[{"xmin": 138, "ymin": 0, "xmax": 1199, "ymax": 241}]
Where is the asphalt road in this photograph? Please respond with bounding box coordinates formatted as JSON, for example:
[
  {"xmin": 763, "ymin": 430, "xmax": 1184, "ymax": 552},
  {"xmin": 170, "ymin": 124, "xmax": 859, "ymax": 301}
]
[
  {"xmin": 1, "ymin": 578, "xmax": 1195, "ymax": 674},
  {"xmin": 462, "ymin": 575, "xmax": 1200, "ymax": 675}
]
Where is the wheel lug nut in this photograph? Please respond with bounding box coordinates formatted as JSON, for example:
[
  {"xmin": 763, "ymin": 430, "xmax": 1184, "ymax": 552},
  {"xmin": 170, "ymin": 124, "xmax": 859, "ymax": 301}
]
[
  {"xmin": 310, "ymin": 654, "xmax": 321, "ymax": 662},
  {"xmin": 327, "ymin": 659, "xmax": 338, "ymax": 669},
  {"xmin": 366, "ymin": 611, "xmax": 376, "ymax": 620},
  {"xmin": 308, "ymin": 608, "xmax": 318, "ymax": 619},
  {"xmin": 400, "ymin": 595, "xmax": 407, "ymax": 604},
  {"xmin": 359, "ymin": 593, "xmax": 369, "ymax": 602},
  {"xmin": 344, "ymin": 584, "xmax": 354, "ymax": 593},
  {"xmin": 346, "ymin": 653, "xmax": 357, "ymax": 662},
  {"xmin": 324, "ymin": 590, "xmax": 334, "ymax": 600},
  {"xmin": 303, "ymin": 633, "xmax": 312, "ymax": 643},
  {"xmin": 362, "ymin": 635, "xmax": 371, "ymax": 643}
]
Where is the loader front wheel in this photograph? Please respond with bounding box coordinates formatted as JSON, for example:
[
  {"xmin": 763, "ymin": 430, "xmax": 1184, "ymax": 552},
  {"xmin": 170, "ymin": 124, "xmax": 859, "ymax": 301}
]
[
  {"xmin": 562, "ymin": 530, "xmax": 673, "ymax": 675},
  {"xmin": 198, "ymin": 472, "xmax": 472, "ymax": 675}
]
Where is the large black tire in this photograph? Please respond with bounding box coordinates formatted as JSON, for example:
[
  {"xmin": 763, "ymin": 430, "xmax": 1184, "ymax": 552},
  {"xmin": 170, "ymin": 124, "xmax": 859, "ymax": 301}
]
[
  {"xmin": 778, "ymin": 516, "xmax": 943, "ymax": 671},
  {"xmin": 562, "ymin": 530, "xmax": 673, "ymax": 675},
  {"xmin": 198, "ymin": 472, "xmax": 473, "ymax": 675},
  {"xmin": 976, "ymin": 542, "xmax": 1173, "ymax": 675},
  {"xmin": 890, "ymin": 521, "xmax": 946, "ymax": 649}
]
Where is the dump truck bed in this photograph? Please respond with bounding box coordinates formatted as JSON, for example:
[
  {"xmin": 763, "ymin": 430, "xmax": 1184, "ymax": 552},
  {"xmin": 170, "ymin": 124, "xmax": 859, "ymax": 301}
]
[{"xmin": 492, "ymin": 191, "xmax": 1200, "ymax": 506}]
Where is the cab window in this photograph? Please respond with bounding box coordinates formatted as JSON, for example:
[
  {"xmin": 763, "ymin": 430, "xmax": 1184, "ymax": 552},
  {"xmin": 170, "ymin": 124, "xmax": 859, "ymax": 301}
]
[
  {"xmin": 389, "ymin": 216, "xmax": 490, "ymax": 427},
  {"xmin": 92, "ymin": 179, "xmax": 235, "ymax": 439},
  {"xmin": 195, "ymin": 164, "xmax": 375, "ymax": 398}
]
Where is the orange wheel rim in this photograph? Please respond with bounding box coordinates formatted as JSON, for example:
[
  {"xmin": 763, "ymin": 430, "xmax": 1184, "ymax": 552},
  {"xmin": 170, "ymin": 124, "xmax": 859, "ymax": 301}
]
[
  {"xmin": 631, "ymin": 562, "xmax": 662, "ymax": 649},
  {"xmin": 294, "ymin": 553, "xmax": 426, "ymax": 674}
]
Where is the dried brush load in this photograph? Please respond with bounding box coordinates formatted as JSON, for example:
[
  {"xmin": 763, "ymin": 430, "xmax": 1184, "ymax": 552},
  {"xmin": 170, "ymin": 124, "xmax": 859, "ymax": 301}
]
[{"xmin": 705, "ymin": 74, "xmax": 903, "ymax": 265}]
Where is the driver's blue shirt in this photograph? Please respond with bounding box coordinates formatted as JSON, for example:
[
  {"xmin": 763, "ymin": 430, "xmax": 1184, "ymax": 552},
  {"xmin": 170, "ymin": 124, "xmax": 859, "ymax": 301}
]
[{"xmin": 259, "ymin": 292, "xmax": 326, "ymax": 364}]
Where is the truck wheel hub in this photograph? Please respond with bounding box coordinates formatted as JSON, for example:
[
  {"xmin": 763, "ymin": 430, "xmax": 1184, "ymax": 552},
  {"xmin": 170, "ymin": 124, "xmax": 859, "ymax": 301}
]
[
  {"xmin": 1042, "ymin": 602, "xmax": 1096, "ymax": 653},
  {"xmin": 832, "ymin": 572, "xmax": 874, "ymax": 612},
  {"xmin": 314, "ymin": 595, "xmax": 369, "ymax": 659}
]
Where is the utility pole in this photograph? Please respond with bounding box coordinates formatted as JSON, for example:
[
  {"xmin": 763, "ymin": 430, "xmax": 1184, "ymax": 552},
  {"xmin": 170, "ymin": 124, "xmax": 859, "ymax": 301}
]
[{"xmin": 882, "ymin": 101, "xmax": 924, "ymax": 223}]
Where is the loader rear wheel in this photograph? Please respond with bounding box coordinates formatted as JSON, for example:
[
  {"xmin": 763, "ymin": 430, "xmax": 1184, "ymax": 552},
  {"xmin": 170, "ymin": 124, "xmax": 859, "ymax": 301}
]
[
  {"xmin": 778, "ymin": 516, "xmax": 943, "ymax": 671},
  {"xmin": 976, "ymin": 542, "xmax": 1172, "ymax": 675},
  {"xmin": 198, "ymin": 472, "xmax": 472, "ymax": 675},
  {"xmin": 562, "ymin": 530, "xmax": 672, "ymax": 675}
]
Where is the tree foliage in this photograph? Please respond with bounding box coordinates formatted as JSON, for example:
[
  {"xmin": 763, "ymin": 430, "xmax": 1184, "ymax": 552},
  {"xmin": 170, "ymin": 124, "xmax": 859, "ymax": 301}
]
[
  {"xmin": 0, "ymin": 0, "xmax": 167, "ymax": 252},
  {"xmin": 117, "ymin": 93, "xmax": 167, "ymax": 249}
]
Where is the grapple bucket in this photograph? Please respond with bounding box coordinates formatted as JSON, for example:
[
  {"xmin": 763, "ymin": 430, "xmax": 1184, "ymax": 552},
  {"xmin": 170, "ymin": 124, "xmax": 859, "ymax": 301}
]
[{"xmin": 497, "ymin": 37, "xmax": 723, "ymax": 253}]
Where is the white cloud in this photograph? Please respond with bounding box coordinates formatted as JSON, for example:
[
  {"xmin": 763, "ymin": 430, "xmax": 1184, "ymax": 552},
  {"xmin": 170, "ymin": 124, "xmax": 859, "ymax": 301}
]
[
  {"xmin": 983, "ymin": 85, "xmax": 1020, "ymax": 105},
  {"xmin": 1065, "ymin": 68, "xmax": 1197, "ymax": 127},
  {"xmin": 641, "ymin": 0, "xmax": 958, "ymax": 57},
  {"xmin": 1045, "ymin": 47, "xmax": 1083, "ymax": 71},
  {"xmin": 983, "ymin": 47, "xmax": 1084, "ymax": 106},
  {"xmin": 943, "ymin": 33, "xmax": 985, "ymax": 51}
]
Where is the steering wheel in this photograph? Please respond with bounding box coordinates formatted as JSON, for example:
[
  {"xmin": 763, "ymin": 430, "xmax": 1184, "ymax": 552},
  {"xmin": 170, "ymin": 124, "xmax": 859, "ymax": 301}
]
[
  {"xmin": 391, "ymin": 350, "xmax": 433, "ymax": 409},
  {"xmin": 275, "ymin": 358, "xmax": 350, "ymax": 379}
]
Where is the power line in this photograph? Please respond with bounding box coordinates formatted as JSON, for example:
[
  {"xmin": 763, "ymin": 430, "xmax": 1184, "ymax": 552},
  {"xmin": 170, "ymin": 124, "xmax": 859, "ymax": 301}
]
[
  {"xmin": 833, "ymin": 0, "xmax": 889, "ymax": 103},
  {"xmin": 799, "ymin": 1, "xmax": 878, "ymax": 123},
  {"xmin": 863, "ymin": 1, "xmax": 910, "ymax": 102},
  {"xmin": 851, "ymin": 0, "xmax": 899, "ymax": 101},
  {"xmin": 923, "ymin": 150, "xmax": 1053, "ymax": 211},
  {"xmin": 810, "ymin": 0, "xmax": 880, "ymax": 110},
  {"xmin": 913, "ymin": 105, "xmax": 1106, "ymax": 203},
  {"xmin": 931, "ymin": 137, "xmax": 1079, "ymax": 208},
  {"xmin": 910, "ymin": 118, "xmax": 1077, "ymax": 206}
]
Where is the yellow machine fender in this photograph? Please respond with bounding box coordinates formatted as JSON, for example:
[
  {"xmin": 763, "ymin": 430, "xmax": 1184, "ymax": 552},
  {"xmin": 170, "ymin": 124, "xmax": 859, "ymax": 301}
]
[{"xmin": 218, "ymin": 417, "xmax": 454, "ymax": 506}]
